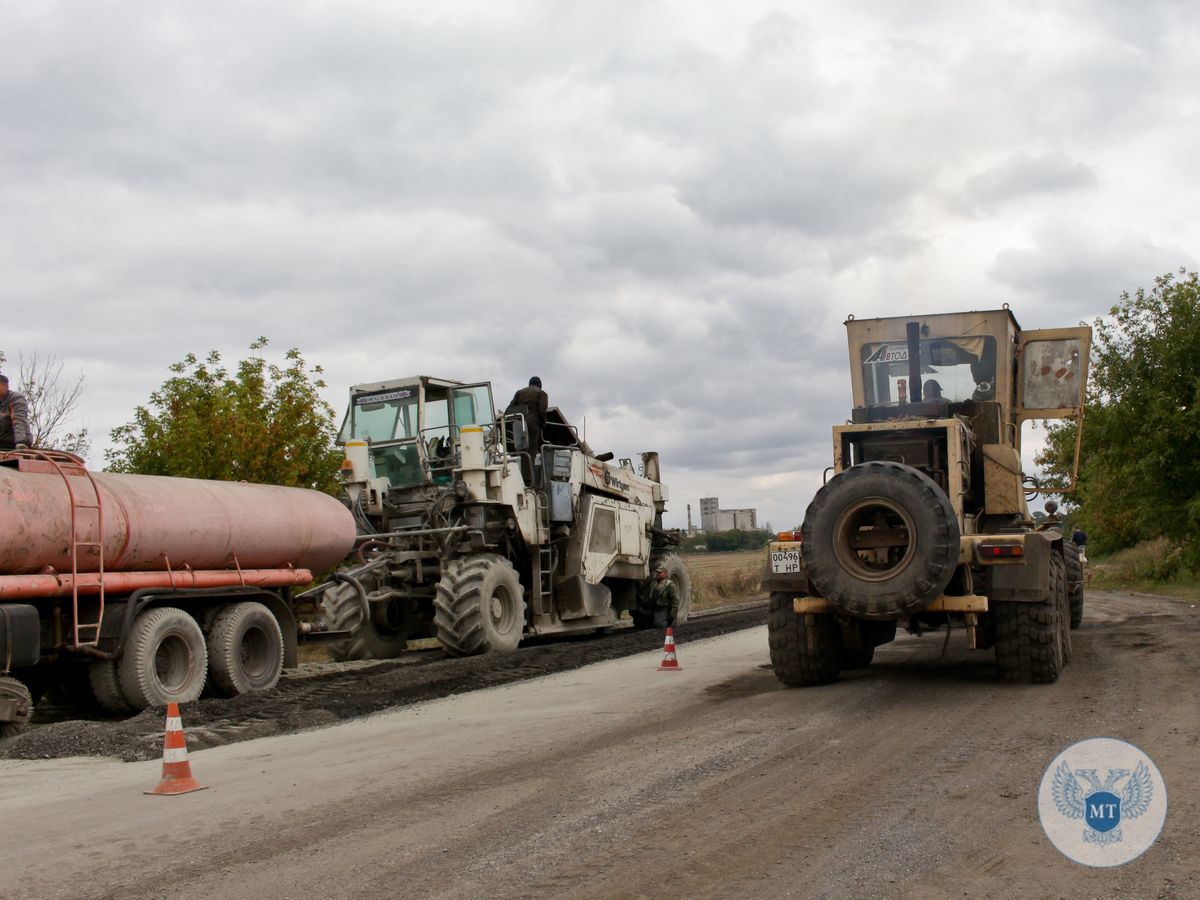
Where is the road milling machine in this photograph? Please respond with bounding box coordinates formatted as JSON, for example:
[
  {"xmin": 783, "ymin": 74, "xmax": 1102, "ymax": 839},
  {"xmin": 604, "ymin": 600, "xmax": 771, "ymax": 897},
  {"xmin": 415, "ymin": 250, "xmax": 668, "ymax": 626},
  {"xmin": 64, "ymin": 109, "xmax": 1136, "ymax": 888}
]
[
  {"xmin": 309, "ymin": 376, "xmax": 690, "ymax": 659},
  {"xmin": 765, "ymin": 307, "xmax": 1090, "ymax": 685}
]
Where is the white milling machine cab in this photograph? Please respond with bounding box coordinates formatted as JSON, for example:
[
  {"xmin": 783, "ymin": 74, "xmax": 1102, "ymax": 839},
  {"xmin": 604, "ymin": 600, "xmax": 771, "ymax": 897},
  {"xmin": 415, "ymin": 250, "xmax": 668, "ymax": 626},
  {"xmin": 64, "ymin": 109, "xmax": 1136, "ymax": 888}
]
[
  {"xmin": 306, "ymin": 376, "xmax": 691, "ymax": 659},
  {"xmin": 765, "ymin": 308, "xmax": 1091, "ymax": 685}
]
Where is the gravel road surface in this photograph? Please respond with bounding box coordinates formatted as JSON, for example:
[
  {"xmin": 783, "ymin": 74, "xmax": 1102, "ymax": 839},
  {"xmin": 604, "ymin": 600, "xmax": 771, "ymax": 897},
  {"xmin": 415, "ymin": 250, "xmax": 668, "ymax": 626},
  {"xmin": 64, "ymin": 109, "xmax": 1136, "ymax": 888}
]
[{"xmin": 0, "ymin": 590, "xmax": 1195, "ymax": 899}]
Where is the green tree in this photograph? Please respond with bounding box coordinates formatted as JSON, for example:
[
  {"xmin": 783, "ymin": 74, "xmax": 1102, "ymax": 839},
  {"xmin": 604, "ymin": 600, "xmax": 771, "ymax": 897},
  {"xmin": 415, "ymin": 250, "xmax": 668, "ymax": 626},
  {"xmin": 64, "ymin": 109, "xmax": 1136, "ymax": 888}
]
[
  {"xmin": 107, "ymin": 338, "xmax": 343, "ymax": 493},
  {"xmin": 1037, "ymin": 269, "xmax": 1200, "ymax": 559}
]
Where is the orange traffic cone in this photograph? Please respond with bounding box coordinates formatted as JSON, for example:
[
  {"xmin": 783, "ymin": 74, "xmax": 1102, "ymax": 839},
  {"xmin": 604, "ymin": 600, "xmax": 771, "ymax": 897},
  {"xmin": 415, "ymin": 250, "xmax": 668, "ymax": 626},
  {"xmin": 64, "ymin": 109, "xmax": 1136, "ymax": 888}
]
[
  {"xmin": 658, "ymin": 627, "xmax": 682, "ymax": 671},
  {"xmin": 145, "ymin": 702, "xmax": 208, "ymax": 796}
]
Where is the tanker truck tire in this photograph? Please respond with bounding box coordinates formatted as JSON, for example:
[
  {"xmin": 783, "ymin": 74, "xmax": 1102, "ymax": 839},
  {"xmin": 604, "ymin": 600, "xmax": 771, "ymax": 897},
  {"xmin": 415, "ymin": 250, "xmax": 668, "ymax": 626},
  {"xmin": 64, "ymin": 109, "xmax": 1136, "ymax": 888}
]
[
  {"xmin": 321, "ymin": 578, "xmax": 410, "ymax": 662},
  {"xmin": 1064, "ymin": 541, "xmax": 1085, "ymax": 628},
  {"xmin": 89, "ymin": 661, "xmax": 135, "ymax": 713},
  {"xmin": 434, "ymin": 554, "xmax": 526, "ymax": 656},
  {"xmin": 802, "ymin": 462, "xmax": 959, "ymax": 620},
  {"xmin": 0, "ymin": 676, "xmax": 34, "ymax": 739},
  {"xmin": 206, "ymin": 602, "xmax": 284, "ymax": 698},
  {"xmin": 117, "ymin": 607, "xmax": 209, "ymax": 710},
  {"xmin": 661, "ymin": 554, "xmax": 693, "ymax": 624},
  {"xmin": 767, "ymin": 592, "xmax": 841, "ymax": 686}
]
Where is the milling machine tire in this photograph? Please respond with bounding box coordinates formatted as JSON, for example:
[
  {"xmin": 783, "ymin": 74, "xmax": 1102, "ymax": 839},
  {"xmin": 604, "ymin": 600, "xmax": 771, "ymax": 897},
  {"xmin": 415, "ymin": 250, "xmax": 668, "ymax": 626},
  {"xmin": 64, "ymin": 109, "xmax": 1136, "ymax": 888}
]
[
  {"xmin": 802, "ymin": 462, "xmax": 960, "ymax": 620},
  {"xmin": 0, "ymin": 676, "xmax": 33, "ymax": 739},
  {"xmin": 89, "ymin": 660, "xmax": 135, "ymax": 713},
  {"xmin": 992, "ymin": 570, "xmax": 1064, "ymax": 685},
  {"xmin": 321, "ymin": 574, "xmax": 411, "ymax": 662},
  {"xmin": 206, "ymin": 602, "xmax": 285, "ymax": 698},
  {"xmin": 661, "ymin": 554, "xmax": 693, "ymax": 624},
  {"xmin": 434, "ymin": 554, "xmax": 527, "ymax": 656},
  {"xmin": 1064, "ymin": 541, "xmax": 1085, "ymax": 629},
  {"xmin": 117, "ymin": 606, "xmax": 208, "ymax": 710},
  {"xmin": 767, "ymin": 592, "xmax": 841, "ymax": 686}
]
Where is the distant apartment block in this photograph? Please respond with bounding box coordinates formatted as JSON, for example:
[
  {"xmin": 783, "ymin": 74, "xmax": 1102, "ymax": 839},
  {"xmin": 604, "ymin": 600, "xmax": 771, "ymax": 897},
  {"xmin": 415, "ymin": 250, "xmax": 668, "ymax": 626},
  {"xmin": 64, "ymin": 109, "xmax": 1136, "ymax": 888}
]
[{"xmin": 699, "ymin": 496, "xmax": 757, "ymax": 532}]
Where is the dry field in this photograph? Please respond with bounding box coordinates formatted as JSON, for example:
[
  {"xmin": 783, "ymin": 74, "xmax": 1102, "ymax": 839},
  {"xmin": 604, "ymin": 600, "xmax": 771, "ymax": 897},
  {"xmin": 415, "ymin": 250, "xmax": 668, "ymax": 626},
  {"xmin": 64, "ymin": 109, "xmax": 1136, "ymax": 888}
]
[{"xmin": 681, "ymin": 548, "xmax": 765, "ymax": 610}]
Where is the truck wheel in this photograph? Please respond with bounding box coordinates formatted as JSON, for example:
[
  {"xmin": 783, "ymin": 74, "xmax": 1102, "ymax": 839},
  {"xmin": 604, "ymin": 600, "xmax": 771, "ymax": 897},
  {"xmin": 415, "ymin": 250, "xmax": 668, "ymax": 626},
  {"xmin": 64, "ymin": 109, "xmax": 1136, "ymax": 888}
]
[
  {"xmin": 0, "ymin": 676, "xmax": 33, "ymax": 739},
  {"xmin": 767, "ymin": 592, "xmax": 841, "ymax": 686},
  {"xmin": 660, "ymin": 555, "xmax": 693, "ymax": 624},
  {"xmin": 434, "ymin": 554, "xmax": 526, "ymax": 656},
  {"xmin": 992, "ymin": 593, "xmax": 1064, "ymax": 684},
  {"xmin": 206, "ymin": 602, "xmax": 285, "ymax": 698},
  {"xmin": 1064, "ymin": 541, "xmax": 1085, "ymax": 629},
  {"xmin": 1052, "ymin": 551, "xmax": 1072, "ymax": 665},
  {"xmin": 117, "ymin": 607, "xmax": 208, "ymax": 710},
  {"xmin": 321, "ymin": 573, "xmax": 410, "ymax": 661},
  {"xmin": 802, "ymin": 462, "xmax": 959, "ymax": 619},
  {"xmin": 89, "ymin": 661, "xmax": 135, "ymax": 713}
]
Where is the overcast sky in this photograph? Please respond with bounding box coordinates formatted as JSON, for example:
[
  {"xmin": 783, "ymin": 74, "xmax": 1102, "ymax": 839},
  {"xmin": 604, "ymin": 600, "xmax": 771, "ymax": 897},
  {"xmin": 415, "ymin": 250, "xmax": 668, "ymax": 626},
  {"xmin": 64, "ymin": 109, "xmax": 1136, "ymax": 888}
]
[{"xmin": 3, "ymin": 1, "xmax": 1198, "ymax": 529}]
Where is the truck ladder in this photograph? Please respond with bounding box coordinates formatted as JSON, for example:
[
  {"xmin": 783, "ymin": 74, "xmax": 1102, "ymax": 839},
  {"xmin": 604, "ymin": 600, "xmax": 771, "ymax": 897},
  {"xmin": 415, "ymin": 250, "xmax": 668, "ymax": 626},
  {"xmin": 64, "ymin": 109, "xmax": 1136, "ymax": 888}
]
[
  {"xmin": 533, "ymin": 490, "xmax": 553, "ymax": 614},
  {"xmin": 15, "ymin": 450, "xmax": 106, "ymax": 647}
]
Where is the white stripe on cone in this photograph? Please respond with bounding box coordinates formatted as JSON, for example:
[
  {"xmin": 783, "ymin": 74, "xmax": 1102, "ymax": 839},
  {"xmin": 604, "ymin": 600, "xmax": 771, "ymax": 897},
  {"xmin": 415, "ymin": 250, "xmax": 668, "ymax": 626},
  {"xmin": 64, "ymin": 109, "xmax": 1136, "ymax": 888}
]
[
  {"xmin": 162, "ymin": 747, "xmax": 190, "ymax": 764},
  {"xmin": 166, "ymin": 717, "xmax": 182, "ymax": 731}
]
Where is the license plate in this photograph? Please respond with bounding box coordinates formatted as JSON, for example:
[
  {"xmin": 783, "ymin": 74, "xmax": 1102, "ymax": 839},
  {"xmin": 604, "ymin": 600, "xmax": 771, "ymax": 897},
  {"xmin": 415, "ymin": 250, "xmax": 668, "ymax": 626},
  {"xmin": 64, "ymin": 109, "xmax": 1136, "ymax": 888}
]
[{"xmin": 770, "ymin": 545, "xmax": 803, "ymax": 575}]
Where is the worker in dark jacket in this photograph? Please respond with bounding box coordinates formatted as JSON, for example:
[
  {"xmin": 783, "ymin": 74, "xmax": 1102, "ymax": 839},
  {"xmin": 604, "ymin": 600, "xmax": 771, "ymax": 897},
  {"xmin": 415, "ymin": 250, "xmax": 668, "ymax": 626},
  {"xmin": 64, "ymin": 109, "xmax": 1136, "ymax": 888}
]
[
  {"xmin": 507, "ymin": 376, "xmax": 549, "ymax": 451},
  {"xmin": 0, "ymin": 374, "xmax": 31, "ymax": 450}
]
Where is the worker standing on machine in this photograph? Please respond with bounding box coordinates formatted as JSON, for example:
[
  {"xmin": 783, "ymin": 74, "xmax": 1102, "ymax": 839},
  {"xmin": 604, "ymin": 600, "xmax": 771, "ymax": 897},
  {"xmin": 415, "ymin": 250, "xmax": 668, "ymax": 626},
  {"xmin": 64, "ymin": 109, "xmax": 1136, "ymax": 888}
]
[
  {"xmin": 0, "ymin": 374, "xmax": 31, "ymax": 451},
  {"xmin": 507, "ymin": 376, "xmax": 548, "ymax": 451}
]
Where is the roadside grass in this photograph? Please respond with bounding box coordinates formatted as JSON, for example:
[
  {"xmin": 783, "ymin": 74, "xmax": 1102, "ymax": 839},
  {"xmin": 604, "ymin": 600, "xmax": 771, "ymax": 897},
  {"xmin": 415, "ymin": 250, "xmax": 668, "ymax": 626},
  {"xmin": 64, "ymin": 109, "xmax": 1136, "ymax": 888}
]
[
  {"xmin": 681, "ymin": 549, "xmax": 765, "ymax": 611},
  {"xmin": 1088, "ymin": 537, "xmax": 1200, "ymax": 602}
]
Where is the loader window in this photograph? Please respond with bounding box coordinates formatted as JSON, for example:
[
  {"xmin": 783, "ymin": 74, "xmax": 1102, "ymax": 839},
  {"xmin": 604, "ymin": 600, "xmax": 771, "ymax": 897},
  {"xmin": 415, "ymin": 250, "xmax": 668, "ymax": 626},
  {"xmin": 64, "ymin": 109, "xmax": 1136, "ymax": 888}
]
[
  {"xmin": 861, "ymin": 336, "xmax": 996, "ymax": 405},
  {"xmin": 452, "ymin": 385, "xmax": 494, "ymax": 428},
  {"xmin": 347, "ymin": 389, "xmax": 420, "ymax": 441}
]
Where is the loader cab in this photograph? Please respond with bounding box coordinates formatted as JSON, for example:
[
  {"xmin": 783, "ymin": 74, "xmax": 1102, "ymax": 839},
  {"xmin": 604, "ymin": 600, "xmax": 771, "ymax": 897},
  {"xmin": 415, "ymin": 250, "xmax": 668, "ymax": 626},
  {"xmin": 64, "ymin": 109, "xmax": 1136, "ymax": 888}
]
[
  {"xmin": 841, "ymin": 309, "xmax": 1091, "ymax": 510},
  {"xmin": 338, "ymin": 376, "xmax": 496, "ymax": 490}
]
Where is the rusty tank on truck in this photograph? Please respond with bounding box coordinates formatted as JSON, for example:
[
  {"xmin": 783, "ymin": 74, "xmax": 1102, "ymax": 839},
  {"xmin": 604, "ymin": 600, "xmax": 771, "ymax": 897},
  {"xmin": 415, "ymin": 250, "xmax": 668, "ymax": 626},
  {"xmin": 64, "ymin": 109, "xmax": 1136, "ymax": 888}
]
[{"xmin": 0, "ymin": 450, "xmax": 356, "ymax": 740}]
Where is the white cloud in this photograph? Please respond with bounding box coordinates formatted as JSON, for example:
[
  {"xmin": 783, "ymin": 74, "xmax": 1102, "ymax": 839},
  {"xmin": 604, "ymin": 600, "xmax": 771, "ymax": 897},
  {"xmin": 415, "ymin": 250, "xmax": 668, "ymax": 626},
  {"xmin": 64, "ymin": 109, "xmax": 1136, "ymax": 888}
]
[{"xmin": 4, "ymin": 0, "xmax": 1199, "ymax": 529}]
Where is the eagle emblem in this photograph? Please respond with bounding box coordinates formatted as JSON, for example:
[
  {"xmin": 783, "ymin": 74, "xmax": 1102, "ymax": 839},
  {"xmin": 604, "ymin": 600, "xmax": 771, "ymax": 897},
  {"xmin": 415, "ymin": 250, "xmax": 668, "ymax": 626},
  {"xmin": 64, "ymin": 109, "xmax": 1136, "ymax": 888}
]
[{"xmin": 1052, "ymin": 760, "xmax": 1154, "ymax": 847}]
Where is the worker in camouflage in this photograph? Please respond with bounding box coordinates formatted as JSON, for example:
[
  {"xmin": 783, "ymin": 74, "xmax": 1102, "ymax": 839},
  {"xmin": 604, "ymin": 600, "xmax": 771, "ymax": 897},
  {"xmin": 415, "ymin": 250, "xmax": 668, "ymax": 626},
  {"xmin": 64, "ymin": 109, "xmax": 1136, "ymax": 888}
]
[{"xmin": 636, "ymin": 563, "xmax": 679, "ymax": 629}]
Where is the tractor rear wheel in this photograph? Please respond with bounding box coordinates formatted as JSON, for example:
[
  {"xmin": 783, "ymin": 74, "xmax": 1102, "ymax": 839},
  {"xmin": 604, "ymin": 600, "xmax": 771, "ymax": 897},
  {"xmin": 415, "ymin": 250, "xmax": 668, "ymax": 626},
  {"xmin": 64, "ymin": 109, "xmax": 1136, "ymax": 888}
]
[
  {"xmin": 1064, "ymin": 541, "xmax": 1085, "ymax": 629},
  {"xmin": 767, "ymin": 592, "xmax": 841, "ymax": 686},
  {"xmin": 206, "ymin": 602, "xmax": 285, "ymax": 698},
  {"xmin": 117, "ymin": 606, "xmax": 208, "ymax": 710},
  {"xmin": 802, "ymin": 462, "xmax": 959, "ymax": 619},
  {"xmin": 321, "ymin": 572, "xmax": 411, "ymax": 661},
  {"xmin": 993, "ymin": 565, "xmax": 1064, "ymax": 685},
  {"xmin": 434, "ymin": 554, "xmax": 527, "ymax": 656},
  {"xmin": 0, "ymin": 676, "xmax": 33, "ymax": 739}
]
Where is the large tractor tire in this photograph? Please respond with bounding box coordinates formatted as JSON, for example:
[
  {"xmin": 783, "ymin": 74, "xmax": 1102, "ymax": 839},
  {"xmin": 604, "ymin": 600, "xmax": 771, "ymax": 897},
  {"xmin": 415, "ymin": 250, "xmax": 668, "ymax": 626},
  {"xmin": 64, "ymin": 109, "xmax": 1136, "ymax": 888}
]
[
  {"xmin": 321, "ymin": 572, "xmax": 411, "ymax": 662},
  {"xmin": 89, "ymin": 660, "xmax": 135, "ymax": 713},
  {"xmin": 802, "ymin": 462, "xmax": 960, "ymax": 620},
  {"xmin": 434, "ymin": 554, "xmax": 527, "ymax": 656},
  {"xmin": 0, "ymin": 676, "xmax": 33, "ymax": 739},
  {"xmin": 206, "ymin": 602, "xmax": 285, "ymax": 698},
  {"xmin": 1052, "ymin": 550, "xmax": 1072, "ymax": 665},
  {"xmin": 1064, "ymin": 541, "xmax": 1085, "ymax": 629},
  {"xmin": 767, "ymin": 592, "xmax": 841, "ymax": 686},
  {"xmin": 992, "ymin": 562, "xmax": 1065, "ymax": 684},
  {"xmin": 117, "ymin": 606, "xmax": 208, "ymax": 710}
]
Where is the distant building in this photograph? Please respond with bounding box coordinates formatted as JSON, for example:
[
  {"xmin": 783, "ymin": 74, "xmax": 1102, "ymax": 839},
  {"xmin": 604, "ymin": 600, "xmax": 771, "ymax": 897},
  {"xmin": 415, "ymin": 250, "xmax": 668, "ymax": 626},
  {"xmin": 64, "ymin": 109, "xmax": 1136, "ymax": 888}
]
[{"xmin": 699, "ymin": 497, "xmax": 757, "ymax": 533}]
